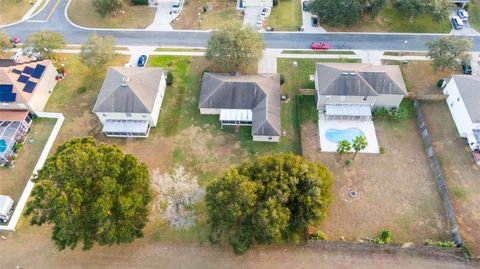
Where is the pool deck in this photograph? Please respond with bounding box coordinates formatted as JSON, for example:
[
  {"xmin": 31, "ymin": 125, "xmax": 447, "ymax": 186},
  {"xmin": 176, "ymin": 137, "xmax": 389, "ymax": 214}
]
[{"xmin": 318, "ymin": 114, "xmax": 380, "ymax": 154}]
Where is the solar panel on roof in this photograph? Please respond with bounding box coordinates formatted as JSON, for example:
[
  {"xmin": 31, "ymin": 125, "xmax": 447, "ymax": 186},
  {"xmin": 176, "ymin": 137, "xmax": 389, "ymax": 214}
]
[
  {"xmin": 12, "ymin": 69, "xmax": 22, "ymax": 75},
  {"xmin": 0, "ymin": 92, "xmax": 16, "ymax": 102},
  {"xmin": 31, "ymin": 64, "xmax": 46, "ymax": 79},
  {"xmin": 23, "ymin": 66, "xmax": 34, "ymax": 75},
  {"xmin": 17, "ymin": 75, "xmax": 29, "ymax": 83},
  {"xmin": 0, "ymin": 84, "xmax": 13, "ymax": 93},
  {"xmin": 23, "ymin": 81, "xmax": 36, "ymax": 93}
]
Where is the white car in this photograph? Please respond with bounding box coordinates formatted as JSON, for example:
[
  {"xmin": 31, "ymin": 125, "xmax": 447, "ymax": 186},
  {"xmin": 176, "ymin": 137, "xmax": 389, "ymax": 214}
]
[
  {"xmin": 260, "ymin": 7, "xmax": 271, "ymax": 19},
  {"xmin": 171, "ymin": 1, "xmax": 181, "ymax": 13},
  {"xmin": 451, "ymin": 16, "xmax": 464, "ymax": 29},
  {"xmin": 457, "ymin": 9, "xmax": 469, "ymax": 21}
]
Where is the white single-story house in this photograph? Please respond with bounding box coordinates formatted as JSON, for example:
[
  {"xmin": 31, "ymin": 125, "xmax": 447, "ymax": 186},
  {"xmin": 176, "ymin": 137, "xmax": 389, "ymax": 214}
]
[
  {"xmin": 442, "ymin": 75, "xmax": 480, "ymax": 161},
  {"xmin": 314, "ymin": 63, "xmax": 407, "ymax": 153},
  {"xmin": 92, "ymin": 67, "xmax": 166, "ymax": 138},
  {"xmin": 198, "ymin": 73, "xmax": 281, "ymax": 142},
  {"xmin": 0, "ymin": 60, "xmax": 57, "ymax": 164}
]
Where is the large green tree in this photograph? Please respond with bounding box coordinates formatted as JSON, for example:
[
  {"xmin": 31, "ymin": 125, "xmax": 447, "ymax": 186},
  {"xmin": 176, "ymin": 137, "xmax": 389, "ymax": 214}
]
[
  {"xmin": 0, "ymin": 31, "xmax": 11, "ymax": 53},
  {"xmin": 80, "ymin": 33, "xmax": 116, "ymax": 71},
  {"xmin": 352, "ymin": 136, "xmax": 368, "ymax": 160},
  {"xmin": 206, "ymin": 24, "xmax": 264, "ymax": 72},
  {"xmin": 394, "ymin": 0, "xmax": 450, "ymax": 22},
  {"xmin": 205, "ymin": 153, "xmax": 333, "ymax": 254},
  {"xmin": 308, "ymin": 0, "xmax": 386, "ymax": 26},
  {"xmin": 25, "ymin": 137, "xmax": 152, "ymax": 251},
  {"xmin": 24, "ymin": 31, "xmax": 65, "ymax": 60},
  {"xmin": 93, "ymin": 0, "xmax": 125, "ymax": 16},
  {"xmin": 427, "ymin": 37, "xmax": 472, "ymax": 70}
]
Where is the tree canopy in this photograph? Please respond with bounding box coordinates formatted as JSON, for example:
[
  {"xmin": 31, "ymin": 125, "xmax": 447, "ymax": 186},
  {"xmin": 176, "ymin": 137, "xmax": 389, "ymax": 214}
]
[
  {"xmin": 25, "ymin": 137, "xmax": 152, "ymax": 251},
  {"xmin": 93, "ymin": 0, "xmax": 125, "ymax": 17},
  {"xmin": 80, "ymin": 33, "xmax": 116, "ymax": 71},
  {"xmin": 24, "ymin": 31, "xmax": 65, "ymax": 60},
  {"xmin": 308, "ymin": 0, "xmax": 385, "ymax": 26},
  {"xmin": 206, "ymin": 24, "xmax": 264, "ymax": 72},
  {"xmin": 427, "ymin": 37, "xmax": 472, "ymax": 70},
  {"xmin": 0, "ymin": 31, "xmax": 11, "ymax": 53},
  {"xmin": 205, "ymin": 153, "xmax": 333, "ymax": 254},
  {"xmin": 394, "ymin": 0, "xmax": 450, "ymax": 22}
]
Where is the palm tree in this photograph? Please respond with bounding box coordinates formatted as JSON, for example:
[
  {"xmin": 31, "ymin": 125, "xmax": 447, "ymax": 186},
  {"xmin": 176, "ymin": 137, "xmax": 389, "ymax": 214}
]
[
  {"xmin": 336, "ymin": 140, "xmax": 351, "ymax": 160},
  {"xmin": 352, "ymin": 136, "xmax": 368, "ymax": 160}
]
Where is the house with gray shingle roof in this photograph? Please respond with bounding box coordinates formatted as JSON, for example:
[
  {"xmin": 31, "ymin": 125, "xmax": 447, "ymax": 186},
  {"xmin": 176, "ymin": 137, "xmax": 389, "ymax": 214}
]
[
  {"xmin": 315, "ymin": 63, "xmax": 407, "ymax": 121},
  {"xmin": 198, "ymin": 73, "xmax": 281, "ymax": 142},
  {"xmin": 92, "ymin": 67, "xmax": 166, "ymax": 138},
  {"xmin": 442, "ymin": 75, "xmax": 480, "ymax": 157}
]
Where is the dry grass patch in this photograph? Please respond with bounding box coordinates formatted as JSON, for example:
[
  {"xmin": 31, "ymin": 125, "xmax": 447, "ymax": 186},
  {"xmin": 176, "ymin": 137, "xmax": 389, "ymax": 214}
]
[
  {"xmin": 0, "ymin": 0, "xmax": 34, "ymax": 25},
  {"xmin": 67, "ymin": 0, "xmax": 156, "ymax": 29},
  {"xmin": 172, "ymin": 0, "xmax": 242, "ymax": 30}
]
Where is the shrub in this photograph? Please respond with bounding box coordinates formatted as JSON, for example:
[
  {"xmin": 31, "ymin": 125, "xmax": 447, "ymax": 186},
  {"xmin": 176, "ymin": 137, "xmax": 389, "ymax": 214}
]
[
  {"xmin": 166, "ymin": 72, "xmax": 174, "ymax": 86},
  {"xmin": 372, "ymin": 107, "xmax": 390, "ymax": 119},
  {"xmin": 436, "ymin": 79, "xmax": 445, "ymax": 88},
  {"xmin": 273, "ymin": 0, "xmax": 278, "ymax": 6},
  {"xmin": 13, "ymin": 143, "xmax": 23, "ymax": 152},
  {"xmin": 379, "ymin": 147, "xmax": 385, "ymax": 154},
  {"xmin": 373, "ymin": 229, "xmax": 393, "ymax": 244},
  {"xmin": 464, "ymin": 2, "xmax": 470, "ymax": 10},
  {"xmin": 280, "ymin": 73, "xmax": 285, "ymax": 85},
  {"xmin": 391, "ymin": 107, "xmax": 408, "ymax": 120},
  {"xmin": 131, "ymin": 0, "xmax": 148, "ymax": 5},
  {"xmin": 77, "ymin": 86, "xmax": 87, "ymax": 94},
  {"xmin": 309, "ymin": 230, "xmax": 328, "ymax": 240},
  {"xmin": 203, "ymin": 4, "xmax": 208, "ymax": 12},
  {"xmin": 462, "ymin": 245, "xmax": 471, "ymax": 258},
  {"xmin": 344, "ymin": 159, "xmax": 352, "ymax": 166},
  {"xmin": 425, "ymin": 239, "xmax": 456, "ymax": 248}
]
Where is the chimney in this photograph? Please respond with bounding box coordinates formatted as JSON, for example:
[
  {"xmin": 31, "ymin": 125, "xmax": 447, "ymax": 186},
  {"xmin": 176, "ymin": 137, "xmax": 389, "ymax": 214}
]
[{"xmin": 121, "ymin": 76, "xmax": 130, "ymax": 87}]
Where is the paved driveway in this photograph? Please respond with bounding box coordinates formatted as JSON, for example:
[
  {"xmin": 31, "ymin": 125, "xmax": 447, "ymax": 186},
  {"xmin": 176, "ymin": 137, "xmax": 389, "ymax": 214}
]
[
  {"xmin": 146, "ymin": 3, "xmax": 175, "ymax": 31},
  {"xmin": 449, "ymin": 10, "xmax": 480, "ymax": 36},
  {"xmin": 300, "ymin": 0, "xmax": 325, "ymax": 33},
  {"xmin": 244, "ymin": 7, "xmax": 262, "ymax": 28}
]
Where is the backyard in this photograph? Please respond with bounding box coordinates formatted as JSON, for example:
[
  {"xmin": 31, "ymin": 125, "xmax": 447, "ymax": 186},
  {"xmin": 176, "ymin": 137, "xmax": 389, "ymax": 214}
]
[
  {"xmin": 172, "ymin": 0, "xmax": 242, "ymax": 30},
  {"xmin": 264, "ymin": 0, "xmax": 302, "ymax": 31},
  {"xmin": 67, "ymin": 0, "xmax": 156, "ymax": 28},
  {"xmin": 323, "ymin": 0, "xmax": 451, "ymax": 33},
  {"xmin": 0, "ymin": 118, "xmax": 56, "ymax": 202},
  {"xmin": 421, "ymin": 101, "xmax": 480, "ymax": 255},
  {"xmin": 0, "ymin": 0, "xmax": 35, "ymax": 25}
]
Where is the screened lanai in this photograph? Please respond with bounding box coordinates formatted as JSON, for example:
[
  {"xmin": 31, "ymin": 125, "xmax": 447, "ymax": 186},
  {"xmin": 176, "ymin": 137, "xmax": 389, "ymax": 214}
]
[
  {"xmin": 325, "ymin": 104, "xmax": 372, "ymax": 121},
  {"xmin": 0, "ymin": 111, "xmax": 31, "ymax": 164}
]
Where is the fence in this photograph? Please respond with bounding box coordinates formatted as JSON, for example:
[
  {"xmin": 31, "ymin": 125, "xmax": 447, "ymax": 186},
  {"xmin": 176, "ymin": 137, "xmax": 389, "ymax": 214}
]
[{"xmin": 413, "ymin": 100, "xmax": 462, "ymax": 246}]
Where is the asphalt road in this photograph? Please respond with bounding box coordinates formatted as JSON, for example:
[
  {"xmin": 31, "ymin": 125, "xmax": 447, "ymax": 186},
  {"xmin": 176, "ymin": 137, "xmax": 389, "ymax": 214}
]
[{"xmin": 2, "ymin": 0, "xmax": 480, "ymax": 51}]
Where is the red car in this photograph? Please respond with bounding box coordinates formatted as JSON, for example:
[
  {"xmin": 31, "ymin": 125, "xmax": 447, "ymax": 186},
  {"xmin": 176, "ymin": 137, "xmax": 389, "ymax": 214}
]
[
  {"xmin": 311, "ymin": 41, "xmax": 330, "ymax": 50},
  {"xmin": 10, "ymin": 37, "xmax": 20, "ymax": 44}
]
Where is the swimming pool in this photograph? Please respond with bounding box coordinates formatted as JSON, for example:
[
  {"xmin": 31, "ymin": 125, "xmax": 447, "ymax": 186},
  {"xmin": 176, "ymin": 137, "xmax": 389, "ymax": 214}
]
[
  {"xmin": 0, "ymin": 139, "xmax": 7, "ymax": 153},
  {"xmin": 325, "ymin": 128, "xmax": 365, "ymax": 144}
]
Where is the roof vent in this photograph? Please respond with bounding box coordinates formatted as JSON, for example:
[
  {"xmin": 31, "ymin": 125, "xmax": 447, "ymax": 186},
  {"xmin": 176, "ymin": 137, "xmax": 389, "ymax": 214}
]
[
  {"xmin": 349, "ymin": 72, "xmax": 356, "ymax": 76},
  {"xmin": 341, "ymin": 72, "xmax": 348, "ymax": 76},
  {"xmin": 121, "ymin": 76, "xmax": 130, "ymax": 87}
]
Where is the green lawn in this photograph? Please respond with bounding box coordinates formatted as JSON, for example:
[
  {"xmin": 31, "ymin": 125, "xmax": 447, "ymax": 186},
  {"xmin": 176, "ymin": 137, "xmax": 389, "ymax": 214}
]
[
  {"xmin": 282, "ymin": 50, "xmax": 356, "ymax": 55},
  {"xmin": 469, "ymin": 1, "xmax": 480, "ymax": 31},
  {"xmin": 155, "ymin": 48, "xmax": 206, "ymax": 52},
  {"xmin": 265, "ymin": 0, "xmax": 302, "ymax": 31}
]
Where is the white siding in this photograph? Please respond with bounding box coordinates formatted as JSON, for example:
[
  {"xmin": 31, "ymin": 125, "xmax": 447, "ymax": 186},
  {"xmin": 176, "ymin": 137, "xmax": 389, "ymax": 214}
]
[
  {"xmin": 150, "ymin": 73, "xmax": 166, "ymax": 127},
  {"xmin": 318, "ymin": 95, "xmax": 376, "ymax": 110},
  {"xmin": 443, "ymin": 79, "xmax": 475, "ymax": 138},
  {"xmin": 199, "ymin": 108, "xmax": 221, "ymax": 115},
  {"xmin": 374, "ymin": 94, "xmax": 403, "ymax": 109},
  {"xmin": 253, "ymin": 135, "xmax": 280, "ymax": 142},
  {"xmin": 96, "ymin": 112, "xmax": 153, "ymax": 125}
]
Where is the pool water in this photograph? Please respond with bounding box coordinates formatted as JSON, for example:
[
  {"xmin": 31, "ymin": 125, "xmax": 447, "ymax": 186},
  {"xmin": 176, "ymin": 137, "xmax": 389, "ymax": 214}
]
[
  {"xmin": 0, "ymin": 139, "xmax": 7, "ymax": 153},
  {"xmin": 325, "ymin": 128, "xmax": 365, "ymax": 144}
]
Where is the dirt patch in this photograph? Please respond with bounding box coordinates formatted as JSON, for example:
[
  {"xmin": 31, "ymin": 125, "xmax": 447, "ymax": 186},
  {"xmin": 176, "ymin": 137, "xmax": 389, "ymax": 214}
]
[
  {"xmin": 421, "ymin": 101, "xmax": 480, "ymax": 256},
  {"xmin": 301, "ymin": 118, "xmax": 449, "ymax": 243},
  {"xmin": 172, "ymin": 0, "xmax": 242, "ymax": 30}
]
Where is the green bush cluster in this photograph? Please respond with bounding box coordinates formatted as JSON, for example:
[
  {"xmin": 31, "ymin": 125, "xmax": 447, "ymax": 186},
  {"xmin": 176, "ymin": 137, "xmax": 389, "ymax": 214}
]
[
  {"xmin": 373, "ymin": 107, "xmax": 408, "ymax": 121},
  {"xmin": 424, "ymin": 239, "xmax": 456, "ymax": 248},
  {"xmin": 131, "ymin": 0, "xmax": 148, "ymax": 5},
  {"xmin": 166, "ymin": 72, "xmax": 174, "ymax": 86},
  {"xmin": 280, "ymin": 73, "xmax": 285, "ymax": 85},
  {"xmin": 373, "ymin": 229, "xmax": 393, "ymax": 244},
  {"xmin": 309, "ymin": 230, "xmax": 328, "ymax": 240}
]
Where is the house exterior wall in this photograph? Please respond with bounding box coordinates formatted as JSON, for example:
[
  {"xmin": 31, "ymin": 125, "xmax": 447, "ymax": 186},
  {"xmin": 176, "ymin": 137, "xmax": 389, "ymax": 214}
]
[
  {"xmin": 27, "ymin": 63, "xmax": 58, "ymax": 113},
  {"xmin": 253, "ymin": 135, "xmax": 280, "ymax": 142},
  {"xmin": 317, "ymin": 95, "xmax": 377, "ymax": 110},
  {"xmin": 374, "ymin": 94, "xmax": 404, "ymax": 109},
  {"xmin": 199, "ymin": 108, "xmax": 221, "ymax": 115},
  {"xmin": 0, "ymin": 102, "xmax": 29, "ymax": 111},
  {"xmin": 95, "ymin": 112, "xmax": 154, "ymax": 125},
  {"xmin": 149, "ymin": 73, "xmax": 166, "ymax": 127},
  {"xmin": 443, "ymin": 79, "xmax": 476, "ymax": 138},
  {"xmin": 242, "ymin": 0, "xmax": 272, "ymax": 7}
]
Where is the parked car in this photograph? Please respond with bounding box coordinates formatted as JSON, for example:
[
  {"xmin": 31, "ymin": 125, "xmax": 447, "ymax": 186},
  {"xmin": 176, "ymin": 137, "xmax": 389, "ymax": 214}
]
[
  {"xmin": 260, "ymin": 7, "xmax": 271, "ymax": 19},
  {"xmin": 0, "ymin": 195, "xmax": 14, "ymax": 223},
  {"xmin": 457, "ymin": 9, "xmax": 469, "ymax": 21},
  {"xmin": 461, "ymin": 63, "xmax": 472, "ymax": 75},
  {"xmin": 171, "ymin": 1, "xmax": 181, "ymax": 13},
  {"xmin": 311, "ymin": 15, "xmax": 318, "ymax": 27},
  {"xmin": 10, "ymin": 37, "xmax": 20, "ymax": 44},
  {"xmin": 302, "ymin": 1, "xmax": 309, "ymax": 11},
  {"xmin": 451, "ymin": 16, "xmax": 464, "ymax": 29},
  {"xmin": 311, "ymin": 41, "xmax": 330, "ymax": 50},
  {"xmin": 137, "ymin": 55, "xmax": 147, "ymax": 67}
]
